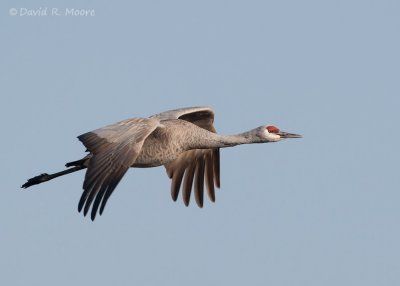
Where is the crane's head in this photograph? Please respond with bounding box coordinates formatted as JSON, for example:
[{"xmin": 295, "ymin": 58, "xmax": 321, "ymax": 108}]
[{"xmin": 256, "ymin": 125, "xmax": 302, "ymax": 142}]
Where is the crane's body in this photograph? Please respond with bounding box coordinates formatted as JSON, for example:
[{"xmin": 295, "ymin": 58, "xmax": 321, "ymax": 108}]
[
  {"xmin": 134, "ymin": 119, "xmax": 215, "ymax": 167},
  {"xmin": 22, "ymin": 106, "xmax": 301, "ymax": 220}
]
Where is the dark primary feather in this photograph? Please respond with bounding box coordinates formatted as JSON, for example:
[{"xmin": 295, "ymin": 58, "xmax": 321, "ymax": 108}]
[
  {"xmin": 194, "ymin": 155, "xmax": 205, "ymax": 207},
  {"xmin": 182, "ymin": 159, "xmax": 196, "ymax": 206}
]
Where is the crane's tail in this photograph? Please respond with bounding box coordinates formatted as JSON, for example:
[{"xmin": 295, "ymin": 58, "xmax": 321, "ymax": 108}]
[{"xmin": 21, "ymin": 163, "xmax": 87, "ymax": 189}]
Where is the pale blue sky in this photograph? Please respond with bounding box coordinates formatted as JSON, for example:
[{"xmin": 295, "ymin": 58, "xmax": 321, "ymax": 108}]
[{"xmin": 1, "ymin": 1, "xmax": 399, "ymax": 285}]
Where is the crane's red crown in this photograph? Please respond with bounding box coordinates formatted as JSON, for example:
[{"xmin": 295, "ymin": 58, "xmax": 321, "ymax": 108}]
[{"xmin": 266, "ymin": 125, "xmax": 280, "ymax": 134}]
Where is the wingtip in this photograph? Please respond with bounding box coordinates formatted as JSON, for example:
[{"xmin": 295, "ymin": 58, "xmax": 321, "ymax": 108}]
[{"xmin": 77, "ymin": 200, "xmax": 84, "ymax": 213}]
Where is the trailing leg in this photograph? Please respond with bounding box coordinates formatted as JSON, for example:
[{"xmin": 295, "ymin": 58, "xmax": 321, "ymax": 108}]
[{"xmin": 21, "ymin": 165, "xmax": 86, "ymax": 189}]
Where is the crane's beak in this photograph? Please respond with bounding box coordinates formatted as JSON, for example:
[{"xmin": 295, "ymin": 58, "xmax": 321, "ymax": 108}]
[{"xmin": 278, "ymin": 131, "xmax": 302, "ymax": 139}]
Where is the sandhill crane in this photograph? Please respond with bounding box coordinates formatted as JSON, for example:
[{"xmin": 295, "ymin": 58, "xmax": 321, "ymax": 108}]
[{"xmin": 22, "ymin": 106, "xmax": 302, "ymax": 220}]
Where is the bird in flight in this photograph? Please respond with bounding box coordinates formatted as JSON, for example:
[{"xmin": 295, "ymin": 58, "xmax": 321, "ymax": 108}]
[{"xmin": 22, "ymin": 106, "xmax": 302, "ymax": 220}]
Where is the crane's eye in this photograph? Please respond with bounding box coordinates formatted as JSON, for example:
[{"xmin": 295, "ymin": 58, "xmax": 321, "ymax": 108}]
[{"xmin": 266, "ymin": 125, "xmax": 279, "ymax": 134}]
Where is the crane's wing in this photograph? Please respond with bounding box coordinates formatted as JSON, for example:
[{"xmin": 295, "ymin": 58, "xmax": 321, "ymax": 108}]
[
  {"xmin": 151, "ymin": 107, "xmax": 220, "ymax": 207},
  {"xmin": 77, "ymin": 117, "xmax": 160, "ymax": 220},
  {"xmin": 150, "ymin": 106, "xmax": 214, "ymax": 122}
]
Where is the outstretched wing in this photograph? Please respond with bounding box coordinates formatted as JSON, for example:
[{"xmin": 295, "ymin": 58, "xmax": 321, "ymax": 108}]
[
  {"xmin": 152, "ymin": 107, "xmax": 220, "ymax": 207},
  {"xmin": 77, "ymin": 117, "xmax": 160, "ymax": 220}
]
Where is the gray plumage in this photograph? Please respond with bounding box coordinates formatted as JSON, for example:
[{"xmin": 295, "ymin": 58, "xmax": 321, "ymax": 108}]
[{"xmin": 22, "ymin": 106, "xmax": 301, "ymax": 220}]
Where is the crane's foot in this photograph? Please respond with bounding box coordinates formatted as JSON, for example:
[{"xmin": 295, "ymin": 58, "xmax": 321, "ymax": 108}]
[{"xmin": 21, "ymin": 173, "xmax": 52, "ymax": 189}]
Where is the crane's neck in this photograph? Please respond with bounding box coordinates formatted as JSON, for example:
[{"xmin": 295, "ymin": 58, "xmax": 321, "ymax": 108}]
[
  {"xmin": 190, "ymin": 130, "xmax": 261, "ymax": 149},
  {"xmin": 219, "ymin": 131, "xmax": 260, "ymax": 147}
]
